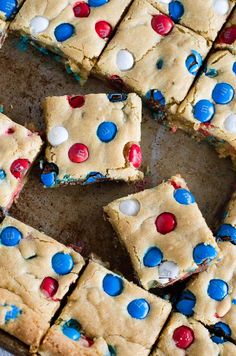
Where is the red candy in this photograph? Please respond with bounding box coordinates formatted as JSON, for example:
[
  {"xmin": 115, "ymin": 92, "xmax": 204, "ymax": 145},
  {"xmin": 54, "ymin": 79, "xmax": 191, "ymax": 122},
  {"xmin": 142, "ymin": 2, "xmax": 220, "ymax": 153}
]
[
  {"xmin": 95, "ymin": 21, "xmax": 112, "ymax": 39},
  {"xmin": 155, "ymin": 212, "xmax": 177, "ymax": 235},
  {"xmin": 151, "ymin": 14, "xmax": 174, "ymax": 36},
  {"xmin": 67, "ymin": 95, "xmax": 85, "ymax": 108},
  {"xmin": 80, "ymin": 336, "xmax": 94, "ymax": 347},
  {"xmin": 218, "ymin": 26, "xmax": 236, "ymax": 45},
  {"xmin": 173, "ymin": 326, "xmax": 194, "ymax": 349},
  {"xmin": 40, "ymin": 277, "xmax": 59, "ymax": 298},
  {"xmin": 170, "ymin": 181, "xmax": 181, "ymax": 190},
  {"xmin": 128, "ymin": 144, "xmax": 142, "ymax": 168},
  {"xmin": 109, "ymin": 75, "xmax": 125, "ymax": 90},
  {"xmin": 68, "ymin": 143, "xmax": 89, "ymax": 163},
  {"xmin": 73, "ymin": 2, "xmax": 90, "ymax": 17},
  {"xmin": 10, "ymin": 159, "xmax": 30, "ymax": 179}
]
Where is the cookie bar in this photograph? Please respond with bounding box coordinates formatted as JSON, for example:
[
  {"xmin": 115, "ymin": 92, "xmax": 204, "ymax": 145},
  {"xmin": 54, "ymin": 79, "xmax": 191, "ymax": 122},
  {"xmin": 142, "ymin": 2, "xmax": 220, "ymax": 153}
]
[
  {"xmin": 95, "ymin": 0, "xmax": 210, "ymax": 115},
  {"xmin": 176, "ymin": 51, "xmax": 236, "ymax": 167},
  {"xmin": 0, "ymin": 216, "xmax": 85, "ymax": 352},
  {"xmin": 10, "ymin": 0, "xmax": 133, "ymax": 84},
  {"xmin": 0, "ymin": 112, "xmax": 42, "ymax": 213},
  {"xmin": 0, "ymin": 0, "xmax": 25, "ymax": 47},
  {"xmin": 40, "ymin": 93, "xmax": 143, "ymax": 187},
  {"xmin": 147, "ymin": 0, "xmax": 234, "ymax": 41},
  {"xmin": 215, "ymin": 8, "xmax": 236, "ymax": 54},
  {"xmin": 151, "ymin": 313, "xmax": 236, "ymax": 356},
  {"xmin": 104, "ymin": 175, "xmax": 220, "ymax": 290},
  {"xmin": 39, "ymin": 261, "xmax": 171, "ymax": 356},
  {"xmin": 176, "ymin": 241, "xmax": 236, "ymax": 341}
]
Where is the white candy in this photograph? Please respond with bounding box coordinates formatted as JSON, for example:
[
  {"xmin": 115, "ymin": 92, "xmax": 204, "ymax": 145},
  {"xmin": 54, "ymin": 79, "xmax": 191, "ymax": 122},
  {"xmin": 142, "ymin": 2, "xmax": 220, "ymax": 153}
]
[
  {"xmin": 158, "ymin": 261, "xmax": 179, "ymax": 281},
  {"xmin": 30, "ymin": 16, "xmax": 49, "ymax": 35},
  {"xmin": 213, "ymin": 0, "xmax": 230, "ymax": 15},
  {"xmin": 47, "ymin": 126, "xmax": 69, "ymax": 146},
  {"xmin": 119, "ymin": 199, "xmax": 140, "ymax": 216},
  {"xmin": 224, "ymin": 114, "xmax": 236, "ymax": 133},
  {"xmin": 116, "ymin": 50, "xmax": 134, "ymax": 71},
  {"xmin": 158, "ymin": 0, "xmax": 171, "ymax": 3}
]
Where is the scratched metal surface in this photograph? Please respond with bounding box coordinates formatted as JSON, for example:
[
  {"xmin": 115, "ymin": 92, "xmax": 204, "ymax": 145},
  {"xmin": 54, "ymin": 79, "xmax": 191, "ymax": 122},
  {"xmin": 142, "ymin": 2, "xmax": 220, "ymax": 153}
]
[{"xmin": 0, "ymin": 34, "xmax": 235, "ymax": 355}]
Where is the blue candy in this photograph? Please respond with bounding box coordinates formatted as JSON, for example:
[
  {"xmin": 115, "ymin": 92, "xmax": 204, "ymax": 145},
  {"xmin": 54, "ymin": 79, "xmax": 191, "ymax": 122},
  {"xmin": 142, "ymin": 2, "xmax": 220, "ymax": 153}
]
[
  {"xmin": 169, "ymin": 0, "xmax": 184, "ymax": 22},
  {"xmin": 212, "ymin": 82, "xmax": 235, "ymax": 105},
  {"xmin": 193, "ymin": 99, "xmax": 215, "ymax": 123},
  {"xmin": 0, "ymin": 0, "xmax": 17, "ymax": 20},
  {"xmin": 0, "ymin": 169, "xmax": 6, "ymax": 182},
  {"xmin": 97, "ymin": 122, "xmax": 117, "ymax": 143},
  {"xmin": 207, "ymin": 279, "xmax": 228, "ymax": 301},
  {"xmin": 213, "ymin": 322, "xmax": 231, "ymax": 337},
  {"xmin": 211, "ymin": 335, "xmax": 226, "ymax": 344},
  {"xmin": 102, "ymin": 274, "xmax": 124, "ymax": 297},
  {"xmin": 127, "ymin": 299, "xmax": 150, "ymax": 319},
  {"xmin": 232, "ymin": 299, "xmax": 236, "ymax": 305},
  {"xmin": 233, "ymin": 62, "xmax": 236, "ymax": 75},
  {"xmin": 62, "ymin": 319, "xmax": 81, "ymax": 341},
  {"xmin": 52, "ymin": 252, "xmax": 74, "ymax": 275},
  {"xmin": 185, "ymin": 50, "xmax": 203, "ymax": 76},
  {"xmin": 107, "ymin": 93, "xmax": 128, "ymax": 102},
  {"xmin": 216, "ymin": 224, "xmax": 236, "ymax": 245},
  {"xmin": 84, "ymin": 172, "xmax": 106, "ymax": 184},
  {"xmin": 143, "ymin": 247, "xmax": 163, "ymax": 267},
  {"xmin": 88, "ymin": 0, "xmax": 108, "ymax": 6},
  {"xmin": 146, "ymin": 90, "xmax": 166, "ymax": 106},
  {"xmin": 5, "ymin": 305, "xmax": 21, "ymax": 323},
  {"xmin": 41, "ymin": 172, "xmax": 57, "ymax": 187},
  {"xmin": 205, "ymin": 68, "xmax": 218, "ymax": 78},
  {"xmin": 175, "ymin": 290, "xmax": 196, "ymax": 316},
  {"xmin": 174, "ymin": 188, "xmax": 195, "ymax": 205},
  {"xmin": 107, "ymin": 345, "xmax": 116, "ymax": 356},
  {"xmin": 0, "ymin": 226, "xmax": 22, "ymax": 247},
  {"xmin": 193, "ymin": 243, "xmax": 217, "ymax": 265},
  {"xmin": 156, "ymin": 59, "xmax": 164, "ymax": 70},
  {"xmin": 54, "ymin": 23, "xmax": 75, "ymax": 42}
]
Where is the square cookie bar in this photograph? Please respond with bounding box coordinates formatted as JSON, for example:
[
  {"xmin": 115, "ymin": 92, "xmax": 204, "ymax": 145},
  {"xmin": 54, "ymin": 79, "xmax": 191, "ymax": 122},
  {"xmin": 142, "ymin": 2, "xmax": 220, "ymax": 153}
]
[
  {"xmin": 147, "ymin": 0, "xmax": 234, "ymax": 41},
  {"xmin": 176, "ymin": 242, "xmax": 236, "ymax": 341},
  {"xmin": 40, "ymin": 93, "xmax": 143, "ymax": 187},
  {"xmin": 10, "ymin": 0, "xmax": 133, "ymax": 84},
  {"xmin": 177, "ymin": 51, "xmax": 236, "ymax": 166},
  {"xmin": 0, "ymin": 216, "xmax": 84, "ymax": 352},
  {"xmin": 151, "ymin": 313, "xmax": 236, "ymax": 356},
  {"xmin": 104, "ymin": 175, "xmax": 220, "ymax": 290},
  {"xmin": 96, "ymin": 0, "xmax": 210, "ymax": 115},
  {"xmin": 215, "ymin": 8, "xmax": 236, "ymax": 54},
  {"xmin": 0, "ymin": 113, "xmax": 42, "ymax": 213},
  {"xmin": 39, "ymin": 261, "xmax": 171, "ymax": 356}
]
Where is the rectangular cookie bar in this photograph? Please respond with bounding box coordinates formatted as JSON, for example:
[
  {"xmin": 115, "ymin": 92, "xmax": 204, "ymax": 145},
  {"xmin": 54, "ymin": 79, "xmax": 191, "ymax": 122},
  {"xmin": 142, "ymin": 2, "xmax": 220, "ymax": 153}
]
[
  {"xmin": 104, "ymin": 175, "xmax": 220, "ymax": 290},
  {"xmin": 39, "ymin": 261, "xmax": 171, "ymax": 356},
  {"xmin": 0, "ymin": 112, "xmax": 42, "ymax": 213},
  {"xmin": 151, "ymin": 313, "xmax": 236, "ymax": 356},
  {"xmin": 215, "ymin": 8, "xmax": 236, "ymax": 54},
  {"xmin": 10, "ymin": 0, "xmax": 133, "ymax": 84},
  {"xmin": 176, "ymin": 241, "xmax": 236, "ymax": 341},
  {"xmin": 95, "ymin": 0, "xmax": 211, "ymax": 115},
  {"xmin": 40, "ymin": 93, "xmax": 143, "ymax": 187},
  {"xmin": 0, "ymin": 216, "xmax": 85, "ymax": 352},
  {"xmin": 176, "ymin": 50, "xmax": 236, "ymax": 167},
  {"xmin": 147, "ymin": 0, "xmax": 234, "ymax": 41}
]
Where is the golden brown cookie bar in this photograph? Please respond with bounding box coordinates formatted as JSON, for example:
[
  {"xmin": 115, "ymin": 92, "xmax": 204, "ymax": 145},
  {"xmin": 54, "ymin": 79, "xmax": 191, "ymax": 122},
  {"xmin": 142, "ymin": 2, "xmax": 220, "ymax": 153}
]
[
  {"xmin": 176, "ymin": 51, "xmax": 236, "ymax": 167},
  {"xmin": 147, "ymin": 0, "xmax": 234, "ymax": 41},
  {"xmin": 40, "ymin": 93, "xmax": 143, "ymax": 187},
  {"xmin": 95, "ymin": 0, "xmax": 210, "ymax": 115},
  {"xmin": 152, "ymin": 313, "xmax": 236, "ymax": 356},
  {"xmin": 176, "ymin": 242, "xmax": 236, "ymax": 341},
  {"xmin": 104, "ymin": 175, "xmax": 220, "ymax": 290},
  {"xmin": 215, "ymin": 8, "xmax": 236, "ymax": 54},
  {"xmin": 39, "ymin": 261, "xmax": 171, "ymax": 356},
  {"xmin": 10, "ymin": 0, "xmax": 133, "ymax": 84},
  {"xmin": 0, "ymin": 113, "xmax": 42, "ymax": 213},
  {"xmin": 0, "ymin": 216, "xmax": 85, "ymax": 352}
]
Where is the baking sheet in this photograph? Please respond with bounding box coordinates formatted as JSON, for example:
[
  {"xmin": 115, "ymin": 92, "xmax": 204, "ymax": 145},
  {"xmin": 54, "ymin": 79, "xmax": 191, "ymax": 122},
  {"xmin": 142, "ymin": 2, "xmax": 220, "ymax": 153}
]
[{"xmin": 0, "ymin": 34, "xmax": 235, "ymax": 355}]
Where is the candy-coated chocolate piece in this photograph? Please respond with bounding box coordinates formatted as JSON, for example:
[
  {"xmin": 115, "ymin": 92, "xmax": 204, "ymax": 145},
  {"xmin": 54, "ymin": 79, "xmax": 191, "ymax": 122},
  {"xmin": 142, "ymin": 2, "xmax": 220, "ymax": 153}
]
[
  {"xmin": 119, "ymin": 199, "xmax": 140, "ymax": 216},
  {"xmin": 0, "ymin": 226, "xmax": 22, "ymax": 247},
  {"xmin": 173, "ymin": 325, "xmax": 194, "ymax": 349},
  {"xmin": 52, "ymin": 252, "xmax": 74, "ymax": 275},
  {"xmin": 127, "ymin": 298, "xmax": 150, "ymax": 319},
  {"xmin": 102, "ymin": 274, "xmax": 124, "ymax": 296},
  {"xmin": 143, "ymin": 247, "xmax": 163, "ymax": 268}
]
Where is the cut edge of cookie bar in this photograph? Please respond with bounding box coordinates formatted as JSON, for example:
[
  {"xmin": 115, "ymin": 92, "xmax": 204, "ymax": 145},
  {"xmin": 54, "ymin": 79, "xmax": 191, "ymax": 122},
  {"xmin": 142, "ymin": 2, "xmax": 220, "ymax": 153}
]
[
  {"xmin": 0, "ymin": 215, "xmax": 85, "ymax": 352},
  {"xmin": 39, "ymin": 260, "xmax": 171, "ymax": 356},
  {"xmin": 9, "ymin": 0, "xmax": 134, "ymax": 85},
  {"xmin": 165, "ymin": 50, "xmax": 236, "ymax": 168},
  {"xmin": 40, "ymin": 93, "xmax": 144, "ymax": 188},
  {"xmin": 0, "ymin": 112, "xmax": 43, "ymax": 214},
  {"xmin": 104, "ymin": 174, "xmax": 220, "ymax": 290}
]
